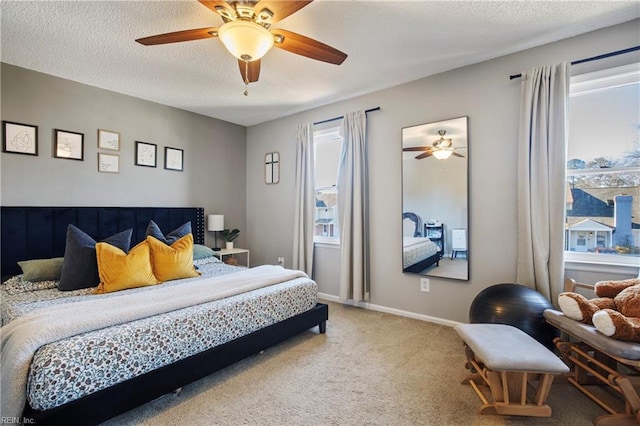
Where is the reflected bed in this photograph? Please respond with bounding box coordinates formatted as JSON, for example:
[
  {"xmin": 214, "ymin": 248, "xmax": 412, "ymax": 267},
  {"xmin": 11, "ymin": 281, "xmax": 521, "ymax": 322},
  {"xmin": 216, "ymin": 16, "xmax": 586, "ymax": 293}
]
[
  {"xmin": 402, "ymin": 212, "xmax": 440, "ymax": 273},
  {"xmin": 403, "ymin": 236, "xmax": 440, "ymax": 273}
]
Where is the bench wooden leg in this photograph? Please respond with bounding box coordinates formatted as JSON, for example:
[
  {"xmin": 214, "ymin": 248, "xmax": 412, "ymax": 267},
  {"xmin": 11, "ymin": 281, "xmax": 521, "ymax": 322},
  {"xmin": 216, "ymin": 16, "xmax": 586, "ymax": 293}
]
[{"xmin": 460, "ymin": 344, "xmax": 558, "ymax": 418}]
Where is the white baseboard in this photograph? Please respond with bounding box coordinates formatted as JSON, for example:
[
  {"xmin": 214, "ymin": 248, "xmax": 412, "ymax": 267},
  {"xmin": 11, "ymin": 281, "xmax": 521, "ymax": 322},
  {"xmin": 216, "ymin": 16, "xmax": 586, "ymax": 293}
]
[{"xmin": 317, "ymin": 292, "xmax": 462, "ymax": 328}]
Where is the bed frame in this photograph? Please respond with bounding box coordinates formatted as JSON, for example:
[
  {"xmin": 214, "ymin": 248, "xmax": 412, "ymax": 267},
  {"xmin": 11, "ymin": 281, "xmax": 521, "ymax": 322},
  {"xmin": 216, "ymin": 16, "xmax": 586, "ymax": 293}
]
[
  {"xmin": 403, "ymin": 253, "xmax": 441, "ymax": 274},
  {"xmin": 1, "ymin": 206, "xmax": 329, "ymax": 425}
]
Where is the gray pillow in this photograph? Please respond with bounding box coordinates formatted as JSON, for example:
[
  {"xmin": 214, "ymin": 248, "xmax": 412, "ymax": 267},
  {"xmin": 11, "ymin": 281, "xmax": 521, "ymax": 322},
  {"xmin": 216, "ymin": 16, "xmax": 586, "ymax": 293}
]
[
  {"xmin": 193, "ymin": 244, "xmax": 216, "ymax": 260},
  {"xmin": 58, "ymin": 225, "xmax": 133, "ymax": 291},
  {"xmin": 18, "ymin": 257, "xmax": 64, "ymax": 282},
  {"xmin": 145, "ymin": 220, "xmax": 192, "ymax": 245}
]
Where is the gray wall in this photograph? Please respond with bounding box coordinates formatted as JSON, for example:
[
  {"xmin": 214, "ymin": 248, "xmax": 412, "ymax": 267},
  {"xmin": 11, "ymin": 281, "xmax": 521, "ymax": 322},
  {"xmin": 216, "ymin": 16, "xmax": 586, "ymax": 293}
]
[
  {"xmin": 1, "ymin": 64, "xmax": 247, "ymax": 248},
  {"xmin": 245, "ymin": 20, "xmax": 640, "ymax": 323},
  {"xmin": 2, "ymin": 20, "xmax": 637, "ymax": 325}
]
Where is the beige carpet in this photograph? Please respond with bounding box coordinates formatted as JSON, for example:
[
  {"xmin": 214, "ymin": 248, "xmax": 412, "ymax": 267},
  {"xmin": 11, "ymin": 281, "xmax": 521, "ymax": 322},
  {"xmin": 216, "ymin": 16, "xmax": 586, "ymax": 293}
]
[{"xmin": 104, "ymin": 301, "xmax": 605, "ymax": 425}]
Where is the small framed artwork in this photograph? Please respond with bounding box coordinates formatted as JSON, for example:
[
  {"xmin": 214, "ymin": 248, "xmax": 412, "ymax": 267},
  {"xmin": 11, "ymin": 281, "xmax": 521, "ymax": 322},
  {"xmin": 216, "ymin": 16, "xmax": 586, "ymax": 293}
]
[
  {"xmin": 265, "ymin": 152, "xmax": 280, "ymax": 184},
  {"xmin": 54, "ymin": 129, "xmax": 84, "ymax": 160},
  {"xmin": 164, "ymin": 147, "xmax": 183, "ymax": 171},
  {"xmin": 2, "ymin": 120, "xmax": 38, "ymax": 156},
  {"xmin": 135, "ymin": 141, "xmax": 157, "ymax": 167},
  {"xmin": 98, "ymin": 153, "xmax": 119, "ymax": 173},
  {"xmin": 97, "ymin": 129, "xmax": 120, "ymax": 151}
]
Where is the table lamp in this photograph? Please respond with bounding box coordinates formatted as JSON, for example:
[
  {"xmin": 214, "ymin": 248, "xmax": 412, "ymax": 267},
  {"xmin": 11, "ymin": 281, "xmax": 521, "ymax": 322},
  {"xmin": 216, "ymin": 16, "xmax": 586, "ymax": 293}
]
[{"xmin": 208, "ymin": 214, "xmax": 224, "ymax": 251}]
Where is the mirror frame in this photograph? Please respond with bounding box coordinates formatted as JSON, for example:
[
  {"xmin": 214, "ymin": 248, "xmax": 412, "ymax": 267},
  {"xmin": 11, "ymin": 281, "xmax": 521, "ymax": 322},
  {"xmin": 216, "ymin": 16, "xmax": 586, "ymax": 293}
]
[{"xmin": 401, "ymin": 116, "xmax": 469, "ymax": 281}]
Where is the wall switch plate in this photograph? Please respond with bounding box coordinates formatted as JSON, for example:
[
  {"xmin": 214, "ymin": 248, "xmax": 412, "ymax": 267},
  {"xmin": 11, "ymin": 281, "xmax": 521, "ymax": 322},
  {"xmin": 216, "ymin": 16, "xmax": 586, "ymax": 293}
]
[
  {"xmin": 420, "ymin": 278, "xmax": 430, "ymax": 292},
  {"xmin": 277, "ymin": 257, "xmax": 284, "ymax": 267}
]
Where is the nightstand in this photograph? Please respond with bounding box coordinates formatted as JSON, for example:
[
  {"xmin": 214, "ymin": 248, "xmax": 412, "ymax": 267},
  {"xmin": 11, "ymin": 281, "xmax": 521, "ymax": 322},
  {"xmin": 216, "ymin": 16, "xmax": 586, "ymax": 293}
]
[
  {"xmin": 214, "ymin": 248, "xmax": 250, "ymax": 267},
  {"xmin": 424, "ymin": 223, "xmax": 444, "ymax": 258}
]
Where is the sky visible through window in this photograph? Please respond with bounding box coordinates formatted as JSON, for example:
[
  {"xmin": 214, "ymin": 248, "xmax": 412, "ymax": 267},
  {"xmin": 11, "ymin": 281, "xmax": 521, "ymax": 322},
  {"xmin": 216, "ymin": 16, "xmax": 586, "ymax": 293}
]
[{"xmin": 568, "ymin": 82, "xmax": 639, "ymax": 163}]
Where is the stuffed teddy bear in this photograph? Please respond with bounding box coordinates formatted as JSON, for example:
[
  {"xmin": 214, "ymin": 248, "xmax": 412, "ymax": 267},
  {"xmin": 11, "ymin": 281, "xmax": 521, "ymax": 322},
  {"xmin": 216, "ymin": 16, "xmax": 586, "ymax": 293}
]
[{"xmin": 558, "ymin": 278, "xmax": 640, "ymax": 343}]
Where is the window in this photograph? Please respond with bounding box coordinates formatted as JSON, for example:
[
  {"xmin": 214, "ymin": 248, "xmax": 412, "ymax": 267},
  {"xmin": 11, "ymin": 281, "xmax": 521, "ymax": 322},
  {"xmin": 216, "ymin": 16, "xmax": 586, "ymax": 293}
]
[
  {"xmin": 314, "ymin": 123, "xmax": 342, "ymax": 243},
  {"xmin": 566, "ymin": 63, "xmax": 639, "ymax": 267}
]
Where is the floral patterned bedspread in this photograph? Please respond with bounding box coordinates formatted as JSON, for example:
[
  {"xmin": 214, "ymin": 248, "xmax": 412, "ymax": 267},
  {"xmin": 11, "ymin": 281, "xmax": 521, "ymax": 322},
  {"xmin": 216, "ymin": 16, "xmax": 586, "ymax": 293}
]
[{"xmin": 1, "ymin": 258, "xmax": 318, "ymax": 411}]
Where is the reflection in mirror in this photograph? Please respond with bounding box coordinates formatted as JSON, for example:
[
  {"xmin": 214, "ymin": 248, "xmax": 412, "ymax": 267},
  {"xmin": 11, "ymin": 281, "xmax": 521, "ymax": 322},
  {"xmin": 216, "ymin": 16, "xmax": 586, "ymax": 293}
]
[{"xmin": 401, "ymin": 116, "xmax": 469, "ymax": 280}]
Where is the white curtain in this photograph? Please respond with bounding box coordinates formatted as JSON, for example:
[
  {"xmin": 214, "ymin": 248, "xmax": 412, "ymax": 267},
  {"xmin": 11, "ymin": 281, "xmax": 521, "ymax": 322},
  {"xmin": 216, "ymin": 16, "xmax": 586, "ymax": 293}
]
[
  {"xmin": 293, "ymin": 123, "xmax": 315, "ymax": 276},
  {"xmin": 337, "ymin": 111, "xmax": 369, "ymax": 301},
  {"xmin": 516, "ymin": 62, "xmax": 570, "ymax": 304}
]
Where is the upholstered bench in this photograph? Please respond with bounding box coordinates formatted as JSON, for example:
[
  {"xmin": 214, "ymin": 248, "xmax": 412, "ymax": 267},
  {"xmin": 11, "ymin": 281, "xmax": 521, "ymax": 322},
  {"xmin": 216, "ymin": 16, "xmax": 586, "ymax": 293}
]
[{"xmin": 455, "ymin": 323, "xmax": 569, "ymax": 417}]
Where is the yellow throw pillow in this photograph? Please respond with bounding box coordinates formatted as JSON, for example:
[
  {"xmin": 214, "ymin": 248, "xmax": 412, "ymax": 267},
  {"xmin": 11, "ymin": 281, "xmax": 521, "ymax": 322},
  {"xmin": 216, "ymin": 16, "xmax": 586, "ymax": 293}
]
[
  {"xmin": 147, "ymin": 234, "xmax": 201, "ymax": 282},
  {"xmin": 95, "ymin": 241, "xmax": 160, "ymax": 294}
]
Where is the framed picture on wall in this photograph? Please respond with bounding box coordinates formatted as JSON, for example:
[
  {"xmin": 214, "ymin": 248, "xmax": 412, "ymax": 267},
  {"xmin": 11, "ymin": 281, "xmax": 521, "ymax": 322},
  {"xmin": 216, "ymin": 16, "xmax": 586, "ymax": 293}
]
[
  {"xmin": 98, "ymin": 153, "xmax": 119, "ymax": 173},
  {"xmin": 2, "ymin": 120, "xmax": 38, "ymax": 156},
  {"xmin": 265, "ymin": 152, "xmax": 280, "ymax": 184},
  {"xmin": 54, "ymin": 129, "xmax": 84, "ymax": 160},
  {"xmin": 98, "ymin": 129, "xmax": 120, "ymax": 151},
  {"xmin": 135, "ymin": 141, "xmax": 157, "ymax": 167},
  {"xmin": 164, "ymin": 147, "xmax": 183, "ymax": 171}
]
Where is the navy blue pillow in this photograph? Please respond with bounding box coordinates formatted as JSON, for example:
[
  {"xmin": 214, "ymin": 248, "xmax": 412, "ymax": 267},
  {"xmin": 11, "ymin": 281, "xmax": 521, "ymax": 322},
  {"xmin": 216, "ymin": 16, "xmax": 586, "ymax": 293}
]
[
  {"xmin": 145, "ymin": 220, "xmax": 191, "ymax": 245},
  {"xmin": 58, "ymin": 225, "xmax": 133, "ymax": 291}
]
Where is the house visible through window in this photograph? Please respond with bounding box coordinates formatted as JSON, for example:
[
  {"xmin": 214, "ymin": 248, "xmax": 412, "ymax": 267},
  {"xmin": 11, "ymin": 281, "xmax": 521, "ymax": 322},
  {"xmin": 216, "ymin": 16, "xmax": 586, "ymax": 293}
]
[
  {"xmin": 566, "ymin": 62, "xmax": 639, "ymax": 266},
  {"xmin": 314, "ymin": 123, "xmax": 342, "ymax": 243}
]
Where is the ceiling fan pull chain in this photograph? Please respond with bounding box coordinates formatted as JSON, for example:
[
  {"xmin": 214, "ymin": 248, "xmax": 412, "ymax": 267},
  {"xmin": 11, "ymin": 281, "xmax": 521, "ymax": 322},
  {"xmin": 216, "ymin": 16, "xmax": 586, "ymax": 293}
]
[{"xmin": 244, "ymin": 61, "xmax": 249, "ymax": 96}]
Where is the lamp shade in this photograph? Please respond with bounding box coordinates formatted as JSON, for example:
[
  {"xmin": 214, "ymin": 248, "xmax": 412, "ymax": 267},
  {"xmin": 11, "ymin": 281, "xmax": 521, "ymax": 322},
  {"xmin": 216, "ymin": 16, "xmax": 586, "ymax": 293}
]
[
  {"xmin": 218, "ymin": 20, "xmax": 274, "ymax": 62},
  {"xmin": 208, "ymin": 215, "xmax": 224, "ymax": 231},
  {"xmin": 432, "ymin": 149, "xmax": 453, "ymax": 160}
]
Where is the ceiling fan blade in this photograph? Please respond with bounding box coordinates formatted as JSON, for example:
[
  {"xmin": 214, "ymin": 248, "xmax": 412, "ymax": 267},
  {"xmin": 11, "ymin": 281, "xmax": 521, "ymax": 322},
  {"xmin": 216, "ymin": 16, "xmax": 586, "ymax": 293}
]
[
  {"xmin": 415, "ymin": 152, "xmax": 433, "ymax": 160},
  {"xmin": 238, "ymin": 59, "xmax": 261, "ymax": 83},
  {"xmin": 198, "ymin": 0, "xmax": 235, "ymax": 20},
  {"xmin": 403, "ymin": 146, "xmax": 431, "ymax": 152},
  {"xmin": 254, "ymin": 1, "xmax": 313, "ymax": 24},
  {"xmin": 271, "ymin": 29, "xmax": 347, "ymax": 65},
  {"xmin": 136, "ymin": 27, "xmax": 218, "ymax": 46},
  {"xmin": 452, "ymin": 152, "xmax": 465, "ymax": 158}
]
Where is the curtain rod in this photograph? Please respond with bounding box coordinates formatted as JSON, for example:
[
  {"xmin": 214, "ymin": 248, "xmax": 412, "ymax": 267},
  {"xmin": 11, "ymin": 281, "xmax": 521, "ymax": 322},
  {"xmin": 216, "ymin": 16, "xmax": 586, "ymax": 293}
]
[
  {"xmin": 509, "ymin": 45, "xmax": 640, "ymax": 80},
  {"xmin": 313, "ymin": 107, "xmax": 381, "ymax": 126}
]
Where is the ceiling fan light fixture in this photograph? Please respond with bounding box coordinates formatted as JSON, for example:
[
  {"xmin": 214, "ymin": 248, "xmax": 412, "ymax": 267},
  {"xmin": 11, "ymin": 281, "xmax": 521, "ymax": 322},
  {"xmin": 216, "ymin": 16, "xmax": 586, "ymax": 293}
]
[
  {"xmin": 432, "ymin": 149, "xmax": 453, "ymax": 160},
  {"xmin": 218, "ymin": 20, "xmax": 274, "ymax": 62}
]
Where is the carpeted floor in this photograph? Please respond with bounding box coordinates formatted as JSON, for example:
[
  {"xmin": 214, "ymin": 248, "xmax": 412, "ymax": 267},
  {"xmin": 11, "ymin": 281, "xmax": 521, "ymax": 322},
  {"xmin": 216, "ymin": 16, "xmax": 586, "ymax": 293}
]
[{"xmin": 104, "ymin": 301, "xmax": 605, "ymax": 425}]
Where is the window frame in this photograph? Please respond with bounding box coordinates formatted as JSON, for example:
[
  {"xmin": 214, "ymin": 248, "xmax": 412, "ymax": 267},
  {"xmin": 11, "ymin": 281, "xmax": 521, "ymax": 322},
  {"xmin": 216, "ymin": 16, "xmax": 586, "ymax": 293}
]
[{"xmin": 564, "ymin": 62, "xmax": 640, "ymax": 273}]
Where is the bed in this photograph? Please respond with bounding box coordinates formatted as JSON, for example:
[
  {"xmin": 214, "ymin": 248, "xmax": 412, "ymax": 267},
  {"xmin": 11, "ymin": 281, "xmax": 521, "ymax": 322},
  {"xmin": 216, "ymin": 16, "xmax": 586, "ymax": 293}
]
[
  {"xmin": 543, "ymin": 279, "xmax": 640, "ymax": 425},
  {"xmin": 1, "ymin": 206, "xmax": 328, "ymax": 425},
  {"xmin": 402, "ymin": 212, "xmax": 441, "ymax": 273}
]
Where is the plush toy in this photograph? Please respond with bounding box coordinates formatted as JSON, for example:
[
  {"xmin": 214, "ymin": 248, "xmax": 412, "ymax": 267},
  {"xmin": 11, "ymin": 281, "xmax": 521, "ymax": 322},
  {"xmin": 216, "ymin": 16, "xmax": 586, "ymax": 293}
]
[{"xmin": 558, "ymin": 278, "xmax": 640, "ymax": 343}]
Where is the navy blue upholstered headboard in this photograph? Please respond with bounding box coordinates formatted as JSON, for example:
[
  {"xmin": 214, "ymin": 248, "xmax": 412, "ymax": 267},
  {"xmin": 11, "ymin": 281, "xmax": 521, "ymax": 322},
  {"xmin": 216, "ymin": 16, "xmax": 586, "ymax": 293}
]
[{"xmin": 1, "ymin": 207, "xmax": 205, "ymax": 277}]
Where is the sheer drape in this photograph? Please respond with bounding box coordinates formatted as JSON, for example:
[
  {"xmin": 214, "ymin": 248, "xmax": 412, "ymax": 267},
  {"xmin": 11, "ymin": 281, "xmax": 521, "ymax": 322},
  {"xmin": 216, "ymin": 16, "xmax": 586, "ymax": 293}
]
[
  {"xmin": 337, "ymin": 111, "xmax": 369, "ymax": 301},
  {"xmin": 293, "ymin": 123, "xmax": 315, "ymax": 276},
  {"xmin": 517, "ymin": 62, "xmax": 570, "ymax": 303}
]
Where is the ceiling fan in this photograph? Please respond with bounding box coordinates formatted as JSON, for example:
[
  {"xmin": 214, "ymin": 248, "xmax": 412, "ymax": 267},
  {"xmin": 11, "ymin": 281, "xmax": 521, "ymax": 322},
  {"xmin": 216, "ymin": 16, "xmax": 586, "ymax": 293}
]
[
  {"xmin": 403, "ymin": 130, "xmax": 466, "ymax": 160},
  {"xmin": 136, "ymin": 0, "xmax": 347, "ymax": 94}
]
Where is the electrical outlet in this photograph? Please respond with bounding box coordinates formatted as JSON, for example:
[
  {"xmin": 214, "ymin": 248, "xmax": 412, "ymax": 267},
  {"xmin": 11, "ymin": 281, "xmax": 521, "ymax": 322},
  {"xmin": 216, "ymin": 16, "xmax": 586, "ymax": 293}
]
[
  {"xmin": 277, "ymin": 257, "xmax": 284, "ymax": 267},
  {"xmin": 420, "ymin": 278, "xmax": 430, "ymax": 293}
]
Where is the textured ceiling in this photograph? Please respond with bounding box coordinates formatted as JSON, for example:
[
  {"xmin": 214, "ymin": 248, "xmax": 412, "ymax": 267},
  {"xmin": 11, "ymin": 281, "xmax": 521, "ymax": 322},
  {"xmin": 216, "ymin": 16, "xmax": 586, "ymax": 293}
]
[{"xmin": 1, "ymin": 1, "xmax": 638, "ymax": 126}]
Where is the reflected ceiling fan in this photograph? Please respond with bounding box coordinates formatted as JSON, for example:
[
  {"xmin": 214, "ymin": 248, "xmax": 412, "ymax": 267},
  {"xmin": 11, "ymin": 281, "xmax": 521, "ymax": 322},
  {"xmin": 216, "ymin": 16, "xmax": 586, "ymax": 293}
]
[
  {"xmin": 403, "ymin": 130, "xmax": 466, "ymax": 160},
  {"xmin": 136, "ymin": 0, "xmax": 347, "ymax": 95}
]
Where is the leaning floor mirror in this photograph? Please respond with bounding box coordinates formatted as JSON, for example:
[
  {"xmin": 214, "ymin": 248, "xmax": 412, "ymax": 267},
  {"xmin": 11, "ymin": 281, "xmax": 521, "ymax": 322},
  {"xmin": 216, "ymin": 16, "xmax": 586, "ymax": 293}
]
[{"xmin": 401, "ymin": 116, "xmax": 469, "ymax": 280}]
